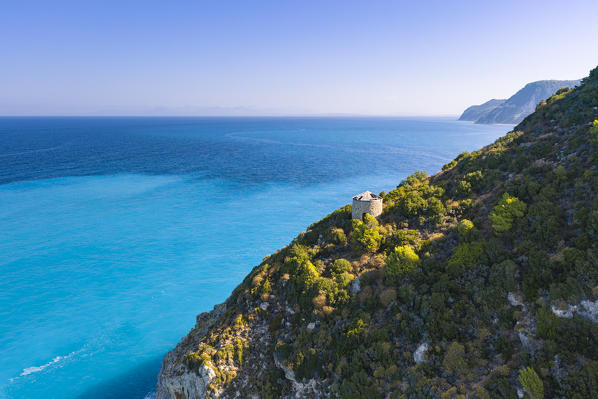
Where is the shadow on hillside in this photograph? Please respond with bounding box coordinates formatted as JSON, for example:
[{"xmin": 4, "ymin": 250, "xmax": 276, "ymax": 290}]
[{"xmin": 74, "ymin": 356, "xmax": 163, "ymax": 399}]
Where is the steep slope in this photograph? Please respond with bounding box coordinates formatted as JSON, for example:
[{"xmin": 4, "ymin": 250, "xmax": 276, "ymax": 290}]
[
  {"xmin": 459, "ymin": 99, "xmax": 506, "ymax": 122},
  {"xmin": 461, "ymin": 80, "xmax": 581, "ymax": 124},
  {"xmin": 156, "ymin": 67, "xmax": 598, "ymax": 399}
]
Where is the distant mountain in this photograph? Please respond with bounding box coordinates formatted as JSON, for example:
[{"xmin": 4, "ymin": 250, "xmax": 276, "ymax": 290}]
[
  {"xmin": 458, "ymin": 99, "xmax": 506, "ymax": 122},
  {"xmin": 460, "ymin": 79, "xmax": 581, "ymax": 124}
]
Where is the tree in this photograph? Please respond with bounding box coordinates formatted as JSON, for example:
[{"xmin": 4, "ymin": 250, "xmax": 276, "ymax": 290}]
[
  {"xmin": 489, "ymin": 193, "xmax": 527, "ymax": 233},
  {"xmin": 518, "ymin": 367, "xmax": 544, "ymax": 399}
]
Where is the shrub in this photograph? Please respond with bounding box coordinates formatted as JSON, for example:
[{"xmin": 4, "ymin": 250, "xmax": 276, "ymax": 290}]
[
  {"xmin": 330, "ymin": 227, "xmax": 348, "ymax": 246},
  {"xmin": 342, "ymin": 318, "xmax": 369, "ymax": 351},
  {"xmin": 292, "ymin": 259, "xmax": 319, "ymax": 296},
  {"xmin": 489, "ymin": 260, "xmax": 517, "ymax": 292},
  {"xmin": 379, "ymin": 288, "xmax": 397, "ymax": 306},
  {"xmin": 524, "ymin": 201, "xmax": 565, "ymax": 247},
  {"xmin": 385, "ymin": 245, "xmax": 420, "ymax": 283},
  {"xmin": 443, "ymin": 159, "xmax": 457, "ymax": 170},
  {"xmin": 385, "ymin": 229, "xmax": 420, "ymax": 250},
  {"xmin": 427, "ymin": 197, "xmax": 446, "ymax": 223},
  {"xmin": 335, "ymin": 271, "xmax": 354, "ymax": 289},
  {"xmin": 398, "ymin": 191, "xmax": 427, "ymax": 218},
  {"xmin": 560, "ymin": 361, "xmax": 598, "ymax": 398},
  {"xmin": 456, "ymin": 219, "xmax": 475, "ymax": 241},
  {"xmin": 518, "ymin": 367, "xmax": 544, "ymax": 399},
  {"xmin": 489, "ymin": 193, "xmax": 527, "ymax": 233},
  {"xmin": 443, "ymin": 342, "xmax": 466, "ymax": 376},
  {"xmin": 456, "ymin": 179, "xmax": 472, "ymax": 196},
  {"xmin": 184, "ymin": 349, "xmax": 213, "ymax": 370},
  {"xmin": 447, "ymin": 241, "xmax": 485, "ymax": 276},
  {"xmin": 536, "ymin": 308, "xmax": 558, "ymax": 340},
  {"xmin": 330, "ymin": 258, "xmax": 352, "ymax": 275},
  {"xmin": 312, "ymin": 293, "xmax": 327, "ymax": 309},
  {"xmin": 351, "ymin": 214, "xmax": 382, "ymax": 253}
]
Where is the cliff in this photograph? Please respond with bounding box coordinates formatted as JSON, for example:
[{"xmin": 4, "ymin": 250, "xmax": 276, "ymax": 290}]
[
  {"xmin": 156, "ymin": 66, "xmax": 598, "ymax": 398},
  {"xmin": 460, "ymin": 79, "xmax": 581, "ymax": 124}
]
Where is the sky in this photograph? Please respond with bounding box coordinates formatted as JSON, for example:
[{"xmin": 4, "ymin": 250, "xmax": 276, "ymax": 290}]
[{"xmin": 1, "ymin": 0, "xmax": 597, "ymax": 116}]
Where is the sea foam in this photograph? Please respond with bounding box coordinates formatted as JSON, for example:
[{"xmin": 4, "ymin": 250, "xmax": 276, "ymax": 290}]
[{"xmin": 18, "ymin": 351, "xmax": 78, "ymax": 378}]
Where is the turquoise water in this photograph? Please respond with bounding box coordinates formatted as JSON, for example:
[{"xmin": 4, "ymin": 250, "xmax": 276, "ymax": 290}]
[{"xmin": 0, "ymin": 117, "xmax": 511, "ymax": 398}]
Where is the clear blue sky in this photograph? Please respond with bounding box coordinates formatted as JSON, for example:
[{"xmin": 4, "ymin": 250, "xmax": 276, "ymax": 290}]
[{"xmin": 1, "ymin": 0, "xmax": 597, "ymax": 116}]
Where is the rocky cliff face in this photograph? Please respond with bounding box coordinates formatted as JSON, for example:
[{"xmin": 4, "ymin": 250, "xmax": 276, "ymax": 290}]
[
  {"xmin": 157, "ymin": 67, "xmax": 598, "ymax": 398},
  {"xmin": 156, "ymin": 305, "xmax": 226, "ymax": 399},
  {"xmin": 460, "ymin": 79, "xmax": 581, "ymax": 124}
]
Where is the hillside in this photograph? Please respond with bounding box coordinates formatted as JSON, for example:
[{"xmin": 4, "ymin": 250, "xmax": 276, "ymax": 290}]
[
  {"xmin": 458, "ymin": 99, "xmax": 506, "ymax": 122},
  {"xmin": 156, "ymin": 67, "xmax": 598, "ymax": 399},
  {"xmin": 460, "ymin": 80, "xmax": 581, "ymax": 124}
]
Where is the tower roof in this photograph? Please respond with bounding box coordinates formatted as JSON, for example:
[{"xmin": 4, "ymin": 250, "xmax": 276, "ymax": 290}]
[{"xmin": 353, "ymin": 191, "xmax": 382, "ymax": 201}]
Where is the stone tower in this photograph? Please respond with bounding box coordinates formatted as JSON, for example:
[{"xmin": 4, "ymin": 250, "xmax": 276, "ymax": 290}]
[{"xmin": 352, "ymin": 191, "xmax": 383, "ymax": 220}]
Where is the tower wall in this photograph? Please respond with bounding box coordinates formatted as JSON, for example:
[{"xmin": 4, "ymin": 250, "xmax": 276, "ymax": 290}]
[{"xmin": 352, "ymin": 198, "xmax": 383, "ymax": 220}]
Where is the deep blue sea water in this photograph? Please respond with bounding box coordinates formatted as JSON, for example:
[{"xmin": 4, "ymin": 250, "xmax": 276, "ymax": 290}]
[{"xmin": 0, "ymin": 117, "xmax": 512, "ymax": 399}]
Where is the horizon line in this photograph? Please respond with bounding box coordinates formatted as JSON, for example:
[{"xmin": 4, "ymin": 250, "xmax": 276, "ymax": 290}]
[{"xmin": 0, "ymin": 113, "xmax": 461, "ymax": 118}]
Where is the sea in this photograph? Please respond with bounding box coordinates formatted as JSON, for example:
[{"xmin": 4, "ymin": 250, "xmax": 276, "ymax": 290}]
[{"xmin": 0, "ymin": 117, "xmax": 512, "ymax": 398}]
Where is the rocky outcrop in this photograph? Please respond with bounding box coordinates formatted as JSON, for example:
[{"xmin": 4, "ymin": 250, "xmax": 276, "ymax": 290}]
[
  {"xmin": 155, "ymin": 304, "xmax": 226, "ymax": 399},
  {"xmin": 155, "ymin": 291, "xmax": 321, "ymax": 399},
  {"xmin": 550, "ymin": 299, "xmax": 598, "ymax": 323},
  {"xmin": 155, "ymin": 365, "xmax": 214, "ymax": 399}
]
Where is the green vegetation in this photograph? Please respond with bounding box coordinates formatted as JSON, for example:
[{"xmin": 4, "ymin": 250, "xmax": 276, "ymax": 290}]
[
  {"xmin": 446, "ymin": 241, "xmax": 485, "ymax": 276},
  {"xmin": 443, "ymin": 342, "xmax": 466, "ymax": 376},
  {"xmin": 518, "ymin": 367, "xmax": 544, "ymax": 399},
  {"xmin": 489, "ymin": 193, "xmax": 527, "ymax": 233},
  {"xmin": 173, "ymin": 65, "xmax": 598, "ymax": 398},
  {"xmin": 385, "ymin": 245, "xmax": 420, "ymax": 283},
  {"xmin": 351, "ymin": 213, "xmax": 382, "ymax": 252}
]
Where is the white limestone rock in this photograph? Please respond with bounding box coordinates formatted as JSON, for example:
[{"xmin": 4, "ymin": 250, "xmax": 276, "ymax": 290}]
[
  {"xmin": 550, "ymin": 300, "xmax": 598, "ymax": 323},
  {"xmin": 414, "ymin": 343, "xmax": 428, "ymax": 364},
  {"xmin": 551, "ymin": 304, "xmax": 576, "ymax": 319},
  {"xmin": 580, "ymin": 299, "xmax": 598, "ymax": 323},
  {"xmin": 507, "ymin": 293, "xmax": 523, "ymax": 307},
  {"xmin": 350, "ymin": 276, "xmax": 361, "ymax": 294},
  {"xmin": 155, "ymin": 365, "xmax": 214, "ymax": 399},
  {"xmin": 155, "ymin": 304, "xmax": 225, "ymax": 399}
]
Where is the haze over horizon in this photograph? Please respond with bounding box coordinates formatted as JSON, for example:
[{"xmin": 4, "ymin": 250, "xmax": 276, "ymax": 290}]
[{"xmin": 1, "ymin": 0, "xmax": 597, "ymax": 116}]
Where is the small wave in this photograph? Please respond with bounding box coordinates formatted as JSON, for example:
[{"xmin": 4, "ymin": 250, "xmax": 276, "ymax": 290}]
[
  {"xmin": 144, "ymin": 392, "xmax": 155, "ymax": 399},
  {"xmin": 20, "ymin": 356, "xmax": 63, "ymax": 376},
  {"xmin": 13, "ymin": 350, "xmax": 79, "ymax": 381}
]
